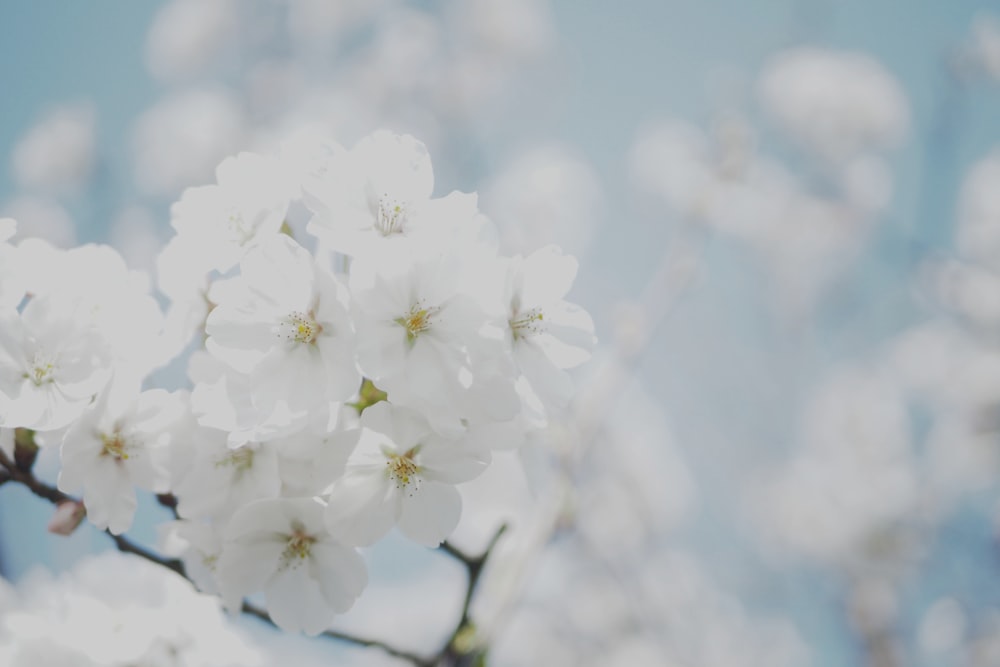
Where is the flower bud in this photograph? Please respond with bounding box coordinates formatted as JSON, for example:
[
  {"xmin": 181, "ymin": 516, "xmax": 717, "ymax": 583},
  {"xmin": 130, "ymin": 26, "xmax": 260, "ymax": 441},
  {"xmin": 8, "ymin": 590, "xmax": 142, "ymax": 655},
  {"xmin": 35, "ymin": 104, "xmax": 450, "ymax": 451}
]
[{"xmin": 48, "ymin": 500, "xmax": 86, "ymax": 536}]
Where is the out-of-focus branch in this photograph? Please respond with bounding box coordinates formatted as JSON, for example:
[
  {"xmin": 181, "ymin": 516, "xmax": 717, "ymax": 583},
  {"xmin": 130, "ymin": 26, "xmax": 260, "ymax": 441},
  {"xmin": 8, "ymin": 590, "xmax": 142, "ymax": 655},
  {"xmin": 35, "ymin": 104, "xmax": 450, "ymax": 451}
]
[
  {"xmin": 433, "ymin": 525, "xmax": 509, "ymax": 666},
  {"xmin": 241, "ymin": 600, "xmax": 430, "ymax": 666},
  {"xmin": 0, "ymin": 442, "xmax": 506, "ymax": 667}
]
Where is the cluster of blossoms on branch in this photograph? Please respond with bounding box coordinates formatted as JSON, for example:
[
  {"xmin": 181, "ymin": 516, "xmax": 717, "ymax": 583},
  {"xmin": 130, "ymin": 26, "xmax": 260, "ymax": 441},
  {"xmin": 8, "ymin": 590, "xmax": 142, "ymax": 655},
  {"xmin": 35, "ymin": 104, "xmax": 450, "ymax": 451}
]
[{"xmin": 0, "ymin": 130, "xmax": 595, "ymax": 635}]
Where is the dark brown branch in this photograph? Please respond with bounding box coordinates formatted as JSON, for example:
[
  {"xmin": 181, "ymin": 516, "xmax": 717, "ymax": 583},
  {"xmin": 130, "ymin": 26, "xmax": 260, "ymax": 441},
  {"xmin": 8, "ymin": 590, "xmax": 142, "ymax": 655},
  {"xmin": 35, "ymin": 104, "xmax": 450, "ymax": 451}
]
[
  {"xmin": 0, "ymin": 448, "xmax": 71, "ymax": 505},
  {"xmin": 0, "ymin": 447, "xmax": 440, "ymax": 666},
  {"xmin": 434, "ymin": 524, "xmax": 509, "ymax": 665},
  {"xmin": 107, "ymin": 530, "xmax": 187, "ymax": 577}
]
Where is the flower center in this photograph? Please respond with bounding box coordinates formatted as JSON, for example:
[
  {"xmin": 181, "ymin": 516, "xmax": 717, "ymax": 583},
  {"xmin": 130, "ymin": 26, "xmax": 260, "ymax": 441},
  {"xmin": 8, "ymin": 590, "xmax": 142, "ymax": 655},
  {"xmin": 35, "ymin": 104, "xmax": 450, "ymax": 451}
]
[
  {"xmin": 24, "ymin": 351, "xmax": 57, "ymax": 386},
  {"xmin": 375, "ymin": 195, "xmax": 408, "ymax": 236},
  {"xmin": 225, "ymin": 206, "xmax": 255, "ymax": 246},
  {"xmin": 510, "ymin": 307, "xmax": 545, "ymax": 340},
  {"xmin": 215, "ymin": 447, "xmax": 254, "ymax": 475},
  {"xmin": 385, "ymin": 448, "xmax": 421, "ymax": 490},
  {"xmin": 278, "ymin": 311, "xmax": 322, "ymax": 344},
  {"xmin": 394, "ymin": 303, "xmax": 439, "ymax": 345},
  {"xmin": 100, "ymin": 428, "xmax": 131, "ymax": 461},
  {"xmin": 279, "ymin": 522, "xmax": 316, "ymax": 570}
]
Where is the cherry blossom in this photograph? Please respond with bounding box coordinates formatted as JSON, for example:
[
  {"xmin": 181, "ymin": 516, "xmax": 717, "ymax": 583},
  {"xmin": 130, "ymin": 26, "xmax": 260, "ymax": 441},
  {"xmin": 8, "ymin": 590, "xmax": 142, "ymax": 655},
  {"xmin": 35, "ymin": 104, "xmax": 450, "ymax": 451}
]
[
  {"xmin": 217, "ymin": 497, "xmax": 367, "ymax": 635},
  {"xmin": 324, "ymin": 402, "xmax": 490, "ymax": 547}
]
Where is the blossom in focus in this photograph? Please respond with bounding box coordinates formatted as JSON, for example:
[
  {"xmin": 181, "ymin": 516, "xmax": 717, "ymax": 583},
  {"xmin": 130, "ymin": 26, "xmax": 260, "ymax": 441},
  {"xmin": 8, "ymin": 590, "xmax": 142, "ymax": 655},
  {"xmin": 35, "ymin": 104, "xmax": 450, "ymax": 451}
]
[
  {"xmin": 217, "ymin": 497, "xmax": 367, "ymax": 635},
  {"xmin": 502, "ymin": 245, "xmax": 595, "ymax": 408},
  {"xmin": 58, "ymin": 385, "xmax": 183, "ymax": 535},
  {"xmin": 205, "ymin": 234, "xmax": 361, "ymax": 421},
  {"xmin": 351, "ymin": 246, "xmax": 517, "ymax": 432},
  {"xmin": 324, "ymin": 402, "xmax": 491, "ymax": 547}
]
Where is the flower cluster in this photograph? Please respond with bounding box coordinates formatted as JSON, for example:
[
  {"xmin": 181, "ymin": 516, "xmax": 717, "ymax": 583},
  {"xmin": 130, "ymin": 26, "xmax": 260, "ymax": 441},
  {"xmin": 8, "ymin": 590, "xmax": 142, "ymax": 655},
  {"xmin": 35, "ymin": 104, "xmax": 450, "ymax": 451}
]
[
  {"xmin": 0, "ymin": 552, "xmax": 263, "ymax": 667},
  {"xmin": 0, "ymin": 131, "xmax": 595, "ymax": 636}
]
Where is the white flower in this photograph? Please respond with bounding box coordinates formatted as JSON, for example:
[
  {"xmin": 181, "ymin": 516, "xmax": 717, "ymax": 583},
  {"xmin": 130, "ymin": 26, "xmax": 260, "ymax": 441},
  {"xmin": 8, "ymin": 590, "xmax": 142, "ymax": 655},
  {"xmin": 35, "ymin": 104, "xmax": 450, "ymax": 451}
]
[
  {"xmin": 217, "ymin": 497, "xmax": 367, "ymax": 635},
  {"xmin": 169, "ymin": 151, "xmax": 289, "ymax": 273},
  {"xmin": 174, "ymin": 428, "xmax": 282, "ymax": 521},
  {"xmin": 160, "ymin": 519, "xmax": 225, "ymax": 595},
  {"xmin": 205, "ymin": 234, "xmax": 360, "ymax": 420},
  {"xmin": 304, "ymin": 131, "xmax": 486, "ymax": 258},
  {"xmin": 6, "ymin": 241, "xmax": 168, "ymax": 376},
  {"xmin": 275, "ymin": 425, "xmax": 357, "ymax": 498},
  {"xmin": 58, "ymin": 384, "xmax": 182, "ymax": 534},
  {"xmin": 0, "ymin": 297, "xmax": 111, "ymax": 431},
  {"xmin": 188, "ymin": 349, "xmax": 310, "ymax": 446},
  {"xmin": 503, "ymin": 245, "xmax": 595, "ymax": 408},
  {"xmin": 324, "ymin": 402, "xmax": 490, "ymax": 547},
  {"xmin": 351, "ymin": 246, "xmax": 517, "ymax": 431}
]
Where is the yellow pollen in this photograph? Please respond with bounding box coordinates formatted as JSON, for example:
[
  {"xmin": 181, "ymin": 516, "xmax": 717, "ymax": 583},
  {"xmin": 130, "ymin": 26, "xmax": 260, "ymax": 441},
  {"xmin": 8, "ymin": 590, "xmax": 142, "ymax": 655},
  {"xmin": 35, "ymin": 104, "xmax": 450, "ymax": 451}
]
[
  {"xmin": 386, "ymin": 449, "xmax": 420, "ymax": 489},
  {"xmin": 279, "ymin": 311, "xmax": 322, "ymax": 344},
  {"xmin": 215, "ymin": 447, "xmax": 254, "ymax": 474},
  {"xmin": 375, "ymin": 195, "xmax": 408, "ymax": 236},
  {"xmin": 24, "ymin": 352, "xmax": 56, "ymax": 386},
  {"xmin": 100, "ymin": 430, "xmax": 130, "ymax": 460},
  {"xmin": 279, "ymin": 523, "xmax": 316, "ymax": 570},
  {"xmin": 395, "ymin": 305, "xmax": 438, "ymax": 344},
  {"xmin": 510, "ymin": 308, "xmax": 545, "ymax": 340}
]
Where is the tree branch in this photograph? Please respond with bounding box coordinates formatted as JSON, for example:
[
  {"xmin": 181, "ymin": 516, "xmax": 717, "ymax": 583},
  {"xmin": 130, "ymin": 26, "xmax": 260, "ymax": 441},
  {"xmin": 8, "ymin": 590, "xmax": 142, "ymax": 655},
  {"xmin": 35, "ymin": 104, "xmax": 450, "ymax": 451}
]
[
  {"xmin": 434, "ymin": 524, "xmax": 509, "ymax": 665},
  {"xmin": 1, "ymin": 446, "xmax": 494, "ymax": 667},
  {"xmin": 0, "ymin": 448, "xmax": 71, "ymax": 504},
  {"xmin": 106, "ymin": 530, "xmax": 187, "ymax": 577}
]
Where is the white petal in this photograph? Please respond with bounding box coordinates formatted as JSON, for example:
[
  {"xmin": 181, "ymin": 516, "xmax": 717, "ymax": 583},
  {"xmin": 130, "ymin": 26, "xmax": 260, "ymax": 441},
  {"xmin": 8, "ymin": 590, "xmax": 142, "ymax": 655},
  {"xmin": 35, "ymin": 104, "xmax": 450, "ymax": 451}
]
[
  {"xmin": 310, "ymin": 542, "xmax": 368, "ymax": 613},
  {"xmin": 324, "ymin": 472, "xmax": 395, "ymax": 546},
  {"xmin": 265, "ymin": 565, "xmax": 335, "ymax": 635},
  {"xmin": 418, "ymin": 440, "xmax": 490, "ymax": 484},
  {"xmin": 397, "ymin": 480, "xmax": 461, "ymax": 547}
]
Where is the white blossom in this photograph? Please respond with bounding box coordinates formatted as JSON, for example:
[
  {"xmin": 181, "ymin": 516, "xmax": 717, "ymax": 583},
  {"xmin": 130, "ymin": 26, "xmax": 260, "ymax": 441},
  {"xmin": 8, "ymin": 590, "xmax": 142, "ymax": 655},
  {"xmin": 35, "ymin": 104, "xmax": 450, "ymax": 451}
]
[
  {"xmin": 205, "ymin": 234, "xmax": 361, "ymax": 421},
  {"xmin": 0, "ymin": 297, "xmax": 111, "ymax": 431},
  {"xmin": 502, "ymin": 245, "xmax": 595, "ymax": 408},
  {"xmin": 351, "ymin": 245, "xmax": 517, "ymax": 431},
  {"xmin": 217, "ymin": 497, "xmax": 367, "ymax": 635},
  {"xmin": 58, "ymin": 384, "xmax": 183, "ymax": 535},
  {"xmin": 169, "ymin": 151, "xmax": 290, "ymax": 273},
  {"xmin": 304, "ymin": 131, "xmax": 486, "ymax": 258},
  {"xmin": 325, "ymin": 402, "xmax": 490, "ymax": 547}
]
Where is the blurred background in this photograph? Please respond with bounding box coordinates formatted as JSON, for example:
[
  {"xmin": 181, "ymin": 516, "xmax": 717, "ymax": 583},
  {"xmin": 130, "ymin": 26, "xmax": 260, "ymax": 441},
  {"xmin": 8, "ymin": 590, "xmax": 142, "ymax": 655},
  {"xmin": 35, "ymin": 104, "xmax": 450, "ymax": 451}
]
[{"xmin": 4, "ymin": 1, "xmax": 1000, "ymax": 665}]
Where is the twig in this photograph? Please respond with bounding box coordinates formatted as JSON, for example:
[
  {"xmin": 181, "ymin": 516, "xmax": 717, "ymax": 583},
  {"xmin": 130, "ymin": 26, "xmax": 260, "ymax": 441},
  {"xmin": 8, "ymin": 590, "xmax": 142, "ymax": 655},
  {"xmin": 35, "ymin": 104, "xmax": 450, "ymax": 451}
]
[
  {"xmin": 433, "ymin": 524, "xmax": 509, "ymax": 665},
  {"xmin": 0, "ymin": 448, "xmax": 71, "ymax": 505},
  {"xmin": 242, "ymin": 600, "xmax": 430, "ymax": 665},
  {"xmin": 106, "ymin": 530, "xmax": 187, "ymax": 577},
  {"xmin": 0, "ymin": 446, "xmax": 460, "ymax": 666}
]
